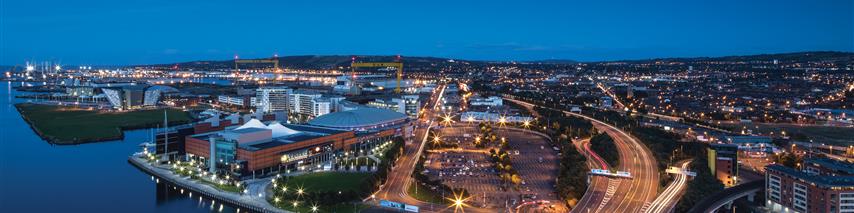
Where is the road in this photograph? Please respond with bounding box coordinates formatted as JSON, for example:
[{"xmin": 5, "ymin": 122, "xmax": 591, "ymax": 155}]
[
  {"xmin": 647, "ymin": 160, "xmax": 691, "ymax": 213},
  {"xmin": 572, "ymin": 138, "xmax": 611, "ymax": 213},
  {"xmin": 506, "ymin": 98, "xmax": 660, "ymax": 213},
  {"xmin": 369, "ymin": 84, "xmax": 449, "ymax": 212}
]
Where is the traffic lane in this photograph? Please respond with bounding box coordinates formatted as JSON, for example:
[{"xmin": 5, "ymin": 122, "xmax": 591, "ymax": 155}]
[{"xmin": 596, "ymin": 123, "xmax": 657, "ymax": 213}]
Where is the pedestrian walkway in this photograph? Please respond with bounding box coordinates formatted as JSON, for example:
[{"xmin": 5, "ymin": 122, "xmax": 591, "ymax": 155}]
[{"xmin": 128, "ymin": 156, "xmax": 291, "ymax": 213}]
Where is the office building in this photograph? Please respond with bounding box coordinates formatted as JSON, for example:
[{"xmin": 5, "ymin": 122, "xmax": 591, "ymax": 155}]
[
  {"xmin": 255, "ymin": 87, "xmax": 292, "ymax": 113},
  {"xmin": 708, "ymin": 143, "xmax": 739, "ymax": 187},
  {"xmin": 366, "ymin": 95, "xmax": 421, "ymax": 118}
]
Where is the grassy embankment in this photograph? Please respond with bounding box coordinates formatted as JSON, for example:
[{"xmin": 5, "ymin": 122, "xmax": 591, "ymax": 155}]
[
  {"xmin": 270, "ymin": 172, "xmax": 373, "ymax": 212},
  {"xmin": 15, "ymin": 103, "xmax": 192, "ymax": 144}
]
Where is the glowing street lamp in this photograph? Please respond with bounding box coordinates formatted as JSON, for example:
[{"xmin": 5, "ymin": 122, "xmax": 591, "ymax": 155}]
[
  {"xmin": 446, "ymin": 190, "xmax": 470, "ymax": 213},
  {"xmin": 442, "ymin": 114, "xmax": 453, "ymax": 126}
]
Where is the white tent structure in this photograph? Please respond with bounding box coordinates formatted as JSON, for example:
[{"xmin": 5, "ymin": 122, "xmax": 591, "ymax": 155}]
[
  {"xmin": 236, "ymin": 118, "xmax": 267, "ymax": 130},
  {"xmin": 267, "ymin": 122, "xmax": 300, "ymax": 138},
  {"xmin": 233, "ymin": 119, "xmax": 302, "ymax": 138}
]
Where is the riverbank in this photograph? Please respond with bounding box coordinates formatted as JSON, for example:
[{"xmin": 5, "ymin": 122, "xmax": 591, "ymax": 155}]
[
  {"xmin": 128, "ymin": 156, "xmax": 290, "ymax": 213},
  {"xmin": 15, "ymin": 103, "xmax": 192, "ymax": 145}
]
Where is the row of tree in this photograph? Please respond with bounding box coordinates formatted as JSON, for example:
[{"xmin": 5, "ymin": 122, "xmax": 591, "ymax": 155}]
[
  {"xmin": 529, "ymin": 106, "xmax": 594, "ymax": 208},
  {"xmin": 272, "ymin": 137, "xmax": 405, "ymax": 205},
  {"xmin": 589, "ymin": 133, "xmax": 619, "ymax": 169}
]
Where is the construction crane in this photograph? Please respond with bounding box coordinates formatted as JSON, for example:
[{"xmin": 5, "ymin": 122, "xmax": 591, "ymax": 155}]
[
  {"xmin": 351, "ymin": 55, "xmax": 403, "ymax": 93},
  {"xmin": 234, "ymin": 54, "xmax": 280, "ymax": 72}
]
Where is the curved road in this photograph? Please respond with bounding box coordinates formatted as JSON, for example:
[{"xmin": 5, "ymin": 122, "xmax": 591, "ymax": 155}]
[
  {"xmin": 647, "ymin": 160, "xmax": 691, "ymax": 213},
  {"xmin": 506, "ymin": 98, "xmax": 660, "ymax": 213}
]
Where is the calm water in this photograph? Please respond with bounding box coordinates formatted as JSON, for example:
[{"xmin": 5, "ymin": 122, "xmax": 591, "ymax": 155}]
[{"xmin": 0, "ymin": 81, "xmax": 241, "ymax": 212}]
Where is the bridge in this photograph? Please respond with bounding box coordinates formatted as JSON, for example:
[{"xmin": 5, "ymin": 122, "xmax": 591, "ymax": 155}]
[
  {"xmin": 687, "ymin": 180, "xmax": 764, "ymax": 213},
  {"xmin": 589, "ymin": 169, "xmax": 632, "ymax": 179}
]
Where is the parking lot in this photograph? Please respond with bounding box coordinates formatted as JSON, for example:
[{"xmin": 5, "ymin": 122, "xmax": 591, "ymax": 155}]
[{"xmin": 422, "ymin": 124, "xmax": 565, "ymax": 211}]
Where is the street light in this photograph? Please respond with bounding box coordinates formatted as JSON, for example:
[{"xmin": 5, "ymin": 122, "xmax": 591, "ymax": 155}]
[{"xmin": 447, "ymin": 190, "xmax": 470, "ymax": 213}]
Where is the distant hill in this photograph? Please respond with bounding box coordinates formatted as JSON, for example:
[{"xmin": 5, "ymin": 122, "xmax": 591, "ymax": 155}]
[
  {"xmin": 523, "ymin": 59, "xmax": 578, "ymax": 64},
  {"xmin": 147, "ymin": 55, "xmax": 477, "ymax": 70},
  {"xmin": 609, "ymin": 51, "xmax": 854, "ymax": 64},
  {"xmin": 73, "ymin": 51, "xmax": 854, "ymax": 70}
]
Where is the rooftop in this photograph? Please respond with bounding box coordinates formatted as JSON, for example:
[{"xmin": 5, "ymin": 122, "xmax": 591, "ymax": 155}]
[
  {"xmin": 767, "ymin": 164, "xmax": 854, "ymax": 188},
  {"xmin": 308, "ymin": 108, "xmax": 408, "ymax": 128},
  {"xmin": 804, "ymin": 158, "xmax": 854, "ymax": 175}
]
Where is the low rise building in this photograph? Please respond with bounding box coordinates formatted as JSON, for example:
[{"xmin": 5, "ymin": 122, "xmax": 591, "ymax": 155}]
[{"xmin": 469, "ymin": 96, "xmax": 503, "ymax": 106}]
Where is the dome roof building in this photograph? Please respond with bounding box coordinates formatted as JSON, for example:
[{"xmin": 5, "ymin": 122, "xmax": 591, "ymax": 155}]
[{"xmin": 307, "ymin": 108, "xmax": 409, "ymax": 132}]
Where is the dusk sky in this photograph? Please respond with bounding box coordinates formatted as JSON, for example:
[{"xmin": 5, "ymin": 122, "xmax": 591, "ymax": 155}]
[{"xmin": 1, "ymin": 0, "xmax": 852, "ymax": 65}]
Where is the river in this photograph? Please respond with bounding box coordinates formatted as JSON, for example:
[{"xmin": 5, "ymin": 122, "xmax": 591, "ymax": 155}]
[{"xmin": 0, "ymin": 81, "xmax": 242, "ymax": 212}]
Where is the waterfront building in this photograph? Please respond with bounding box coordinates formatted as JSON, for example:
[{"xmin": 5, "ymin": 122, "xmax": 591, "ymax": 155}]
[
  {"xmin": 102, "ymin": 85, "xmax": 162, "ymax": 109},
  {"xmin": 185, "ymin": 119, "xmax": 357, "ymax": 177},
  {"xmin": 65, "ymin": 86, "xmax": 94, "ymax": 97}
]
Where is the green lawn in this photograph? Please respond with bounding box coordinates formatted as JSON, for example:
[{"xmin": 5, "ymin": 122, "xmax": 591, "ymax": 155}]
[
  {"xmin": 280, "ymin": 172, "xmax": 373, "ymax": 193},
  {"xmin": 274, "ymin": 202, "xmax": 368, "ymax": 213},
  {"xmin": 408, "ymin": 182, "xmax": 448, "ymax": 204},
  {"xmin": 16, "ymin": 103, "xmax": 192, "ymax": 144}
]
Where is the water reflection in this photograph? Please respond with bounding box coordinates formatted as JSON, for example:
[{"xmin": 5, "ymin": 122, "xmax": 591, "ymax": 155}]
[
  {"xmin": 154, "ymin": 181, "xmax": 242, "ymax": 213},
  {"xmin": 0, "ymin": 81, "xmax": 242, "ymax": 213}
]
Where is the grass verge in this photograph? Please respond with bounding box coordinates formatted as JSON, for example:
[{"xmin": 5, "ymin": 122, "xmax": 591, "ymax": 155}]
[{"xmin": 15, "ymin": 103, "xmax": 191, "ymax": 144}]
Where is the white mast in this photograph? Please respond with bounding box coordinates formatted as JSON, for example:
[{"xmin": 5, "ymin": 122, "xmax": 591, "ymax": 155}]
[{"xmin": 163, "ymin": 110, "xmax": 168, "ymax": 161}]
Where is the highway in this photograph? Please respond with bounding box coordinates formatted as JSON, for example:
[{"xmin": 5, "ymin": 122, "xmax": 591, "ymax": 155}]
[
  {"xmin": 506, "ymin": 98, "xmax": 660, "ymax": 213},
  {"xmin": 572, "ymin": 138, "xmax": 611, "ymax": 213},
  {"xmin": 647, "ymin": 160, "xmax": 691, "ymax": 213}
]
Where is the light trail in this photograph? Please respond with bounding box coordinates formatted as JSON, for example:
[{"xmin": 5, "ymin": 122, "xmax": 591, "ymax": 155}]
[{"xmin": 646, "ymin": 160, "xmax": 691, "ymax": 213}]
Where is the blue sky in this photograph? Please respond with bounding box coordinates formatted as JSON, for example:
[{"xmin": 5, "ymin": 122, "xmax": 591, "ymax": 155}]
[{"xmin": 1, "ymin": 0, "xmax": 852, "ymax": 65}]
